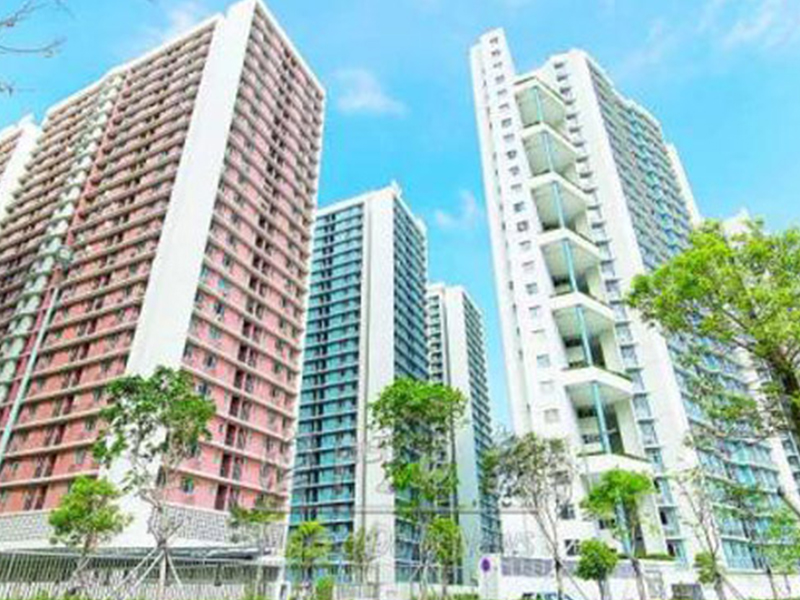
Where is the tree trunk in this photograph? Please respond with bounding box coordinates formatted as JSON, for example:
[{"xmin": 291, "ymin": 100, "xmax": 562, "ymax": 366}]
[
  {"xmin": 631, "ymin": 558, "xmax": 648, "ymax": 600},
  {"xmin": 714, "ymin": 577, "xmax": 727, "ymax": 600},
  {"xmin": 441, "ymin": 565, "xmax": 449, "ymax": 599},
  {"xmin": 553, "ymin": 557, "xmax": 565, "ymax": 600},
  {"xmin": 598, "ymin": 580, "xmax": 607, "ymax": 600},
  {"xmin": 158, "ymin": 549, "xmax": 168, "ymax": 600},
  {"xmin": 767, "ymin": 566, "xmax": 780, "ymax": 600},
  {"xmin": 771, "ymin": 358, "xmax": 800, "ymax": 443},
  {"xmin": 783, "ymin": 572, "xmax": 792, "ymax": 599}
]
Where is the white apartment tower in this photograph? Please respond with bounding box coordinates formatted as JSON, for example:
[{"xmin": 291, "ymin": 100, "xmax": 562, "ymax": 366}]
[
  {"xmin": 471, "ymin": 28, "xmax": 797, "ymax": 583},
  {"xmin": 426, "ymin": 283, "xmax": 502, "ymax": 583}
]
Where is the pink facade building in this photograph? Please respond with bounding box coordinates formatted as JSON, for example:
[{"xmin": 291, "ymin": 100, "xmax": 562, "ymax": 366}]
[{"xmin": 0, "ymin": 0, "xmax": 324, "ymax": 548}]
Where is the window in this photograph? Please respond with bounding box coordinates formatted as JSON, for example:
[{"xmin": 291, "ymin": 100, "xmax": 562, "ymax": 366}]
[
  {"xmin": 529, "ymin": 306, "xmax": 541, "ymax": 320},
  {"xmin": 513, "ymin": 202, "xmax": 525, "ymax": 213},
  {"xmin": 525, "ymin": 282, "xmax": 538, "ymax": 295},
  {"xmin": 536, "ymin": 354, "xmax": 551, "ymax": 368},
  {"xmin": 565, "ymin": 540, "xmax": 580, "ymax": 556},
  {"xmin": 520, "ymin": 241, "xmax": 532, "ymax": 252},
  {"xmin": 516, "ymin": 221, "xmax": 529, "ymax": 232},
  {"xmin": 181, "ymin": 477, "xmax": 195, "ymax": 494},
  {"xmin": 544, "ymin": 408, "xmax": 559, "ymax": 424},
  {"xmin": 522, "ymin": 261, "xmax": 535, "ymax": 273},
  {"xmin": 540, "ymin": 380, "xmax": 554, "ymax": 394}
]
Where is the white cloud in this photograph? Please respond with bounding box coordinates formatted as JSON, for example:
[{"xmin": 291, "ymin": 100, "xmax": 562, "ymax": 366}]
[
  {"xmin": 124, "ymin": 1, "xmax": 210, "ymax": 57},
  {"xmin": 616, "ymin": 0, "xmax": 800, "ymax": 82},
  {"xmin": 617, "ymin": 19, "xmax": 681, "ymax": 77},
  {"xmin": 334, "ymin": 69, "xmax": 407, "ymax": 116},
  {"xmin": 718, "ymin": 0, "xmax": 800, "ymax": 50},
  {"xmin": 434, "ymin": 190, "xmax": 483, "ymax": 231}
]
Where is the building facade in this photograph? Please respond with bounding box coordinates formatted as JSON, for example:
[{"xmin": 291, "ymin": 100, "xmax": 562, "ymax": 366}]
[
  {"xmin": 426, "ymin": 283, "xmax": 502, "ymax": 583},
  {"xmin": 0, "ymin": 116, "xmax": 40, "ymax": 221},
  {"xmin": 290, "ymin": 184, "xmax": 429, "ymax": 584},
  {"xmin": 0, "ymin": 0, "xmax": 324, "ymax": 549},
  {"xmin": 471, "ymin": 28, "xmax": 798, "ymax": 584}
]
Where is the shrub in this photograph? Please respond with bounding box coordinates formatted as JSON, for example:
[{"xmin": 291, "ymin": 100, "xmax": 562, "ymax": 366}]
[{"xmin": 314, "ymin": 575, "xmax": 334, "ymax": 600}]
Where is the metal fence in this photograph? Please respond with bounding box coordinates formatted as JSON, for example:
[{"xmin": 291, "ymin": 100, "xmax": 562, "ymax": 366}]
[{"xmin": 0, "ymin": 551, "xmax": 284, "ymax": 600}]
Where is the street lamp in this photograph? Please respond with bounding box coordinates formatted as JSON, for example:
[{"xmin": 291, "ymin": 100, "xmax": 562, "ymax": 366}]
[{"xmin": 0, "ymin": 246, "xmax": 73, "ymax": 469}]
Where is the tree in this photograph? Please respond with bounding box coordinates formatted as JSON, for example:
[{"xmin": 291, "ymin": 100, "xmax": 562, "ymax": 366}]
[
  {"xmin": 49, "ymin": 476, "xmax": 130, "ymax": 596},
  {"xmin": 425, "ymin": 517, "xmax": 463, "ymax": 598},
  {"xmin": 724, "ymin": 482, "xmax": 783, "ymax": 600},
  {"xmin": 483, "ymin": 433, "xmax": 574, "ymax": 600},
  {"xmin": 581, "ymin": 469, "xmax": 654, "ymax": 600},
  {"xmin": 761, "ymin": 507, "xmax": 800, "ymax": 598},
  {"xmin": 675, "ymin": 468, "xmax": 738, "ymax": 600},
  {"xmin": 343, "ymin": 525, "xmax": 380, "ymax": 590},
  {"xmin": 229, "ymin": 498, "xmax": 283, "ymax": 596},
  {"xmin": 1, "ymin": 1, "xmax": 67, "ymax": 95},
  {"xmin": 370, "ymin": 379, "xmax": 467, "ymax": 600},
  {"xmin": 575, "ymin": 540, "xmax": 619, "ymax": 600},
  {"xmin": 286, "ymin": 521, "xmax": 331, "ymax": 599},
  {"xmin": 695, "ymin": 552, "xmax": 727, "ymax": 600},
  {"xmin": 92, "ymin": 366, "xmax": 216, "ymax": 593},
  {"xmin": 628, "ymin": 220, "xmax": 800, "ymax": 443}
]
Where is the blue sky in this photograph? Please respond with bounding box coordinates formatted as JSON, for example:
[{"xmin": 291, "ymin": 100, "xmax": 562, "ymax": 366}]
[{"xmin": 3, "ymin": 0, "xmax": 800, "ymax": 427}]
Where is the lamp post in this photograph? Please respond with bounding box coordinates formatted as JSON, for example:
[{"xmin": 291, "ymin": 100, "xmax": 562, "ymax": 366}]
[{"xmin": 0, "ymin": 246, "xmax": 73, "ymax": 469}]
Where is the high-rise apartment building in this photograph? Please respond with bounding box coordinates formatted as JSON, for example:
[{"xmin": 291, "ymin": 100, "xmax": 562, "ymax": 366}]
[
  {"xmin": 471, "ymin": 29, "xmax": 797, "ymax": 581},
  {"xmin": 426, "ymin": 283, "xmax": 502, "ymax": 583},
  {"xmin": 0, "ymin": 0, "xmax": 324, "ymax": 549},
  {"xmin": 290, "ymin": 184, "xmax": 428, "ymax": 584}
]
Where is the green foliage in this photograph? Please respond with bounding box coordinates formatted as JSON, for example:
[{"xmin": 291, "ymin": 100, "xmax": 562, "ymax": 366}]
[
  {"xmin": 92, "ymin": 366, "xmax": 215, "ymax": 549},
  {"xmin": 581, "ymin": 469, "xmax": 654, "ymax": 555},
  {"xmin": 48, "ymin": 476, "xmax": 129, "ymax": 551},
  {"xmin": 628, "ymin": 220, "xmax": 800, "ymax": 438},
  {"xmin": 371, "ymin": 379, "xmax": 467, "ymax": 459},
  {"xmin": 426, "ymin": 517, "xmax": 463, "ymax": 570},
  {"xmin": 694, "ymin": 551, "xmax": 724, "ymax": 586},
  {"xmin": 286, "ymin": 521, "xmax": 331, "ymax": 583},
  {"xmin": 314, "ymin": 576, "xmax": 334, "ymax": 600},
  {"xmin": 229, "ymin": 497, "xmax": 283, "ymax": 552},
  {"xmin": 370, "ymin": 379, "xmax": 467, "ymax": 595},
  {"xmin": 343, "ymin": 526, "xmax": 380, "ymax": 584},
  {"xmin": 575, "ymin": 540, "xmax": 619, "ymax": 583},
  {"xmin": 761, "ymin": 507, "xmax": 800, "ymax": 575},
  {"xmin": 371, "ymin": 380, "xmax": 467, "ymax": 508},
  {"xmin": 93, "ymin": 367, "xmax": 215, "ymax": 486}
]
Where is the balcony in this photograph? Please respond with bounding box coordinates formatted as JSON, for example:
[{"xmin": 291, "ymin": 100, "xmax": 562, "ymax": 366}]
[
  {"xmin": 551, "ymin": 292, "xmax": 615, "ymax": 338},
  {"xmin": 563, "ymin": 366, "xmax": 632, "ymax": 408},
  {"xmin": 515, "ymin": 78, "xmax": 567, "ymax": 131},
  {"xmin": 529, "ymin": 173, "xmax": 590, "ymax": 230},
  {"xmin": 522, "ymin": 122, "xmax": 579, "ymax": 179},
  {"xmin": 539, "ymin": 229, "xmax": 601, "ymax": 279}
]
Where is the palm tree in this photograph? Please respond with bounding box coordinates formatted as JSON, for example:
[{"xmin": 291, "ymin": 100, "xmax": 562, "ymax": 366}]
[{"xmin": 286, "ymin": 521, "xmax": 331, "ymax": 598}]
